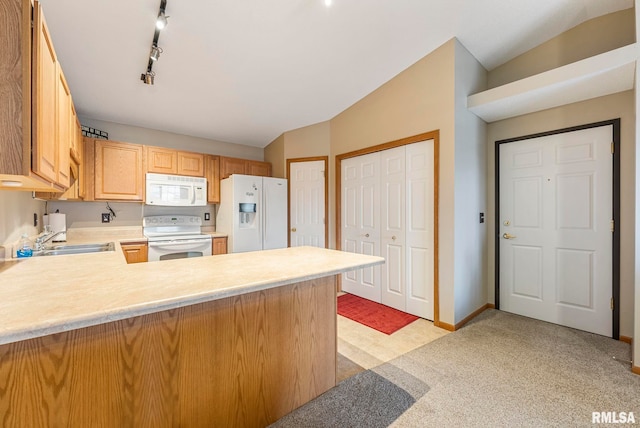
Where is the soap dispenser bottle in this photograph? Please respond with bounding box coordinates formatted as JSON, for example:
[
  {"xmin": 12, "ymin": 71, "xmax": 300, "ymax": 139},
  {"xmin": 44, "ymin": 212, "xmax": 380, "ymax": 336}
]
[{"xmin": 16, "ymin": 234, "xmax": 33, "ymax": 258}]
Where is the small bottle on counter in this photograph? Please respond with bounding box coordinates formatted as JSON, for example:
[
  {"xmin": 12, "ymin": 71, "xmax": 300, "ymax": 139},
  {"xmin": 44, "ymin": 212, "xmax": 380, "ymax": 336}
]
[{"xmin": 16, "ymin": 234, "xmax": 33, "ymax": 258}]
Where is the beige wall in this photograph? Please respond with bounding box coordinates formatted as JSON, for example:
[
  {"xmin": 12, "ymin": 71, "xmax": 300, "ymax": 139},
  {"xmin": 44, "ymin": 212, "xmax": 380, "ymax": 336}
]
[
  {"xmin": 284, "ymin": 121, "xmax": 331, "ymax": 162},
  {"xmin": 79, "ymin": 117, "xmax": 264, "ymax": 160},
  {"xmin": 265, "ymin": 133, "xmax": 285, "ymax": 178},
  {"xmin": 486, "ymin": 91, "xmax": 635, "ymax": 337},
  {"xmin": 266, "ymin": 39, "xmax": 489, "ymax": 326},
  {"xmin": 331, "ymin": 39, "xmax": 457, "ymax": 324},
  {"xmin": 489, "ymin": 8, "xmax": 635, "ymax": 88},
  {"xmin": 0, "ymin": 192, "xmax": 46, "ymax": 255},
  {"xmin": 264, "ymin": 121, "xmax": 331, "ymax": 179}
]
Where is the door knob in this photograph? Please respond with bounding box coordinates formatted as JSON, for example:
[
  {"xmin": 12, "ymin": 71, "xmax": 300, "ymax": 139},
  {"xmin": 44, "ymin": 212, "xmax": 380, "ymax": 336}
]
[
  {"xmin": 392, "ymin": 236, "xmax": 396, "ymax": 241},
  {"xmin": 502, "ymin": 233, "xmax": 517, "ymax": 239},
  {"xmin": 362, "ymin": 233, "xmax": 370, "ymax": 238},
  {"xmin": 291, "ymin": 228, "xmax": 297, "ymax": 232}
]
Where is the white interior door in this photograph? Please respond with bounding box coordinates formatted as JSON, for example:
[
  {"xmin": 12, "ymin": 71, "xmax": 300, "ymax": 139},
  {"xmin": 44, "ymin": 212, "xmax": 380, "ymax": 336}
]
[
  {"xmin": 380, "ymin": 146, "xmax": 406, "ymax": 311},
  {"xmin": 342, "ymin": 152, "xmax": 381, "ymax": 301},
  {"xmin": 289, "ymin": 161, "xmax": 325, "ymax": 247},
  {"xmin": 405, "ymin": 140, "xmax": 434, "ymax": 319},
  {"xmin": 499, "ymin": 125, "xmax": 613, "ymax": 336}
]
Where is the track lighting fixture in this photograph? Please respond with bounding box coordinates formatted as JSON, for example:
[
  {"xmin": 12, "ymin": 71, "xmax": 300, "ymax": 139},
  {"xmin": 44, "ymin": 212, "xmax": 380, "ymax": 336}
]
[
  {"xmin": 156, "ymin": 10, "xmax": 168, "ymax": 30},
  {"xmin": 141, "ymin": 0, "xmax": 168, "ymax": 85},
  {"xmin": 150, "ymin": 45, "xmax": 162, "ymax": 61}
]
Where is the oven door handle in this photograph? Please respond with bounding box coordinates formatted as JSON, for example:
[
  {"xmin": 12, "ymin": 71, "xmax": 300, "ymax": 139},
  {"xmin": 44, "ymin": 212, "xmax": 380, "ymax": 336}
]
[{"xmin": 148, "ymin": 239, "xmax": 211, "ymax": 248}]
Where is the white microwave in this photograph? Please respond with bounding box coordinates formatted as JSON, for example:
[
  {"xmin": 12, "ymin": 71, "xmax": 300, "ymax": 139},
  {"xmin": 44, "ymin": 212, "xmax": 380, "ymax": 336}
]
[{"xmin": 145, "ymin": 173, "xmax": 207, "ymax": 206}]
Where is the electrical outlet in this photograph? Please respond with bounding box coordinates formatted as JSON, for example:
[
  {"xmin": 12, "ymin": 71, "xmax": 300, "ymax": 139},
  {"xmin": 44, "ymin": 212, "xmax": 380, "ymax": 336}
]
[
  {"xmin": 479, "ymin": 212, "xmax": 485, "ymax": 224},
  {"xmin": 204, "ymin": 213, "xmax": 210, "ymax": 221},
  {"xmin": 102, "ymin": 213, "xmax": 111, "ymax": 223},
  {"xmin": 33, "ymin": 213, "xmax": 38, "ymax": 227}
]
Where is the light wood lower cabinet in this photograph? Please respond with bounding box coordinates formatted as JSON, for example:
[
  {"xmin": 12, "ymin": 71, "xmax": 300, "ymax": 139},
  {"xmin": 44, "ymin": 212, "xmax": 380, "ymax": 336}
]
[
  {"xmin": 94, "ymin": 139, "xmax": 144, "ymax": 201},
  {"xmin": 0, "ymin": 276, "xmax": 337, "ymax": 427},
  {"xmin": 121, "ymin": 242, "xmax": 148, "ymax": 263},
  {"xmin": 212, "ymin": 237, "xmax": 227, "ymax": 255}
]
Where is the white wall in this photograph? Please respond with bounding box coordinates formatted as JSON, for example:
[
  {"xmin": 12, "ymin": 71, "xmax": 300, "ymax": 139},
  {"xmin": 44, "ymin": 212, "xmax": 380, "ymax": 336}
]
[
  {"xmin": 0, "ymin": 192, "xmax": 46, "ymax": 256},
  {"xmin": 79, "ymin": 117, "xmax": 264, "ymax": 160},
  {"xmin": 453, "ymin": 40, "xmax": 488, "ymax": 324}
]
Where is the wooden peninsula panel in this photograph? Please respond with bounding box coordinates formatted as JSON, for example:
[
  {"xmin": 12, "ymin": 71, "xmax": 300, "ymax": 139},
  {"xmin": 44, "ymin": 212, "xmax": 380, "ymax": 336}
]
[{"xmin": 0, "ymin": 276, "xmax": 337, "ymax": 427}]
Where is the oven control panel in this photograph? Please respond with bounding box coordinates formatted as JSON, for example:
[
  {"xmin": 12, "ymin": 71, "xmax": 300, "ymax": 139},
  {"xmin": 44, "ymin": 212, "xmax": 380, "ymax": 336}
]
[{"xmin": 143, "ymin": 215, "xmax": 202, "ymax": 227}]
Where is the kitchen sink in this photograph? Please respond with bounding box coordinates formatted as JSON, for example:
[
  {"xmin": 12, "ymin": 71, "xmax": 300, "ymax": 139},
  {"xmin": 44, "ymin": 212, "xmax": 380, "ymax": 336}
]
[{"xmin": 33, "ymin": 242, "xmax": 115, "ymax": 256}]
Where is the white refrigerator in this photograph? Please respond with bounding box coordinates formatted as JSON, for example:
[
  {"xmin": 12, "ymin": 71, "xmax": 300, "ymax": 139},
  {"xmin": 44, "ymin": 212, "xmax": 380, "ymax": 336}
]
[{"xmin": 217, "ymin": 174, "xmax": 288, "ymax": 253}]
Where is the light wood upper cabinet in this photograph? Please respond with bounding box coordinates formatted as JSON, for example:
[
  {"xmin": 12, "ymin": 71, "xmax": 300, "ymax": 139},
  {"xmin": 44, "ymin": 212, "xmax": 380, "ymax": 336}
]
[
  {"xmin": 94, "ymin": 139, "xmax": 144, "ymax": 201},
  {"xmin": 56, "ymin": 65, "xmax": 71, "ymax": 188},
  {"xmin": 31, "ymin": 3, "xmax": 58, "ymax": 185},
  {"xmin": 220, "ymin": 156, "xmax": 272, "ymax": 180},
  {"xmin": 146, "ymin": 146, "xmax": 204, "ymax": 177},
  {"xmin": 146, "ymin": 146, "xmax": 176, "ymax": 174},
  {"xmin": 178, "ymin": 151, "xmax": 204, "ymax": 176},
  {"xmin": 246, "ymin": 160, "xmax": 272, "ymax": 177},
  {"xmin": 205, "ymin": 155, "xmax": 220, "ymax": 204},
  {"xmin": 219, "ymin": 156, "xmax": 247, "ymax": 179}
]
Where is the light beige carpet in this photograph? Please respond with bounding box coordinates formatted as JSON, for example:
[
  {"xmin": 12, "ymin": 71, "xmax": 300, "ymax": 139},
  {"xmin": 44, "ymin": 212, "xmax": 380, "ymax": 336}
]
[{"xmin": 272, "ymin": 309, "xmax": 639, "ymax": 427}]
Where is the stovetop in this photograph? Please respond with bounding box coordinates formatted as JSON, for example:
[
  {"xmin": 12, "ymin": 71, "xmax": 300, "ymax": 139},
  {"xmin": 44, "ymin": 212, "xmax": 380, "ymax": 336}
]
[{"xmin": 143, "ymin": 215, "xmax": 207, "ymax": 239}]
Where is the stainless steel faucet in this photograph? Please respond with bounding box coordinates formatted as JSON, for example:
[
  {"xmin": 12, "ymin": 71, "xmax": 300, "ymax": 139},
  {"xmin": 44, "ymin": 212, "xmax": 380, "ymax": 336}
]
[{"xmin": 35, "ymin": 231, "xmax": 66, "ymax": 251}]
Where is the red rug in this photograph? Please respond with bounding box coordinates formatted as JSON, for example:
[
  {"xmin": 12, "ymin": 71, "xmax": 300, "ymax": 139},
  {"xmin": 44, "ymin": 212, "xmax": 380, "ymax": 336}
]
[{"xmin": 337, "ymin": 293, "xmax": 419, "ymax": 335}]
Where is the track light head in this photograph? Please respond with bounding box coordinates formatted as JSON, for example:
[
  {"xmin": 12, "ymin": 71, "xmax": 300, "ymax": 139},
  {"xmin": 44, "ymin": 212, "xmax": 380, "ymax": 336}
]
[
  {"xmin": 156, "ymin": 10, "xmax": 168, "ymax": 30},
  {"xmin": 141, "ymin": 71, "xmax": 155, "ymax": 85},
  {"xmin": 150, "ymin": 45, "xmax": 162, "ymax": 61}
]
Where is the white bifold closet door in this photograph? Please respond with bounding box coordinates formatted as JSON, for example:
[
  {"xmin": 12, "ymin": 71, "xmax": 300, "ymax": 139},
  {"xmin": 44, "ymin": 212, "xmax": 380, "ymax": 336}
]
[{"xmin": 341, "ymin": 139, "xmax": 434, "ymax": 319}]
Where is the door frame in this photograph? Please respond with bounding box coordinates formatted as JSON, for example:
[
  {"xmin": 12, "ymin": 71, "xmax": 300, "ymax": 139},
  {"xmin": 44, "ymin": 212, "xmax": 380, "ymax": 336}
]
[
  {"xmin": 494, "ymin": 119, "xmax": 621, "ymax": 338},
  {"xmin": 286, "ymin": 156, "xmax": 329, "ymax": 248},
  {"xmin": 336, "ymin": 130, "xmax": 440, "ymax": 323}
]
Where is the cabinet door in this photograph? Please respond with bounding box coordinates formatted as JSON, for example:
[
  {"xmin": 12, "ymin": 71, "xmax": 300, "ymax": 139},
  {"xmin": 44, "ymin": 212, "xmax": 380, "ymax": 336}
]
[
  {"xmin": 146, "ymin": 146, "xmax": 177, "ymax": 174},
  {"xmin": 32, "ymin": 3, "xmax": 58, "ymax": 184},
  {"xmin": 83, "ymin": 137, "xmax": 95, "ymax": 201},
  {"xmin": 121, "ymin": 243, "xmax": 148, "ymax": 263},
  {"xmin": 56, "ymin": 65, "xmax": 71, "ymax": 188},
  {"xmin": 76, "ymin": 118, "xmax": 85, "ymax": 199},
  {"xmin": 205, "ymin": 155, "xmax": 220, "ymax": 204},
  {"xmin": 247, "ymin": 161, "xmax": 272, "ymax": 177},
  {"xmin": 177, "ymin": 152, "xmax": 204, "ymax": 176},
  {"xmin": 220, "ymin": 157, "xmax": 247, "ymax": 179},
  {"xmin": 95, "ymin": 140, "xmax": 144, "ymax": 200},
  {"xmin": 212, "ymin": 237, "xmax": 227, "ymax": 255}
]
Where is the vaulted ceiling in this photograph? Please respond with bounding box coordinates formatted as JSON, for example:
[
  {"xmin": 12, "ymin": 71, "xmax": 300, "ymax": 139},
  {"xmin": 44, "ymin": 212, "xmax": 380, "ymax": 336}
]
[{"xmin": 38, "ymin": 0, "xmax": 632, "ymax": 147}]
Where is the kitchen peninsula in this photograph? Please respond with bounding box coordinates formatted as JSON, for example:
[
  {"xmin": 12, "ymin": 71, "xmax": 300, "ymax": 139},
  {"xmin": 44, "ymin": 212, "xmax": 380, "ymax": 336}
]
[{"xmin": 0, "ymin": 245, "xmax": 383, "ymax": 427}]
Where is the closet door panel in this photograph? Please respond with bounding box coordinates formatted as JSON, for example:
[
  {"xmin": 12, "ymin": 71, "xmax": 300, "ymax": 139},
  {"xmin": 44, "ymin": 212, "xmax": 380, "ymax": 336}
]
[
  {"xmin": 341, "ymin": 153, "xmax": 381, "ymax": 302},
  {"xmin": 405, "ymin": 140, "xmax": 435, "ymax": 320}
]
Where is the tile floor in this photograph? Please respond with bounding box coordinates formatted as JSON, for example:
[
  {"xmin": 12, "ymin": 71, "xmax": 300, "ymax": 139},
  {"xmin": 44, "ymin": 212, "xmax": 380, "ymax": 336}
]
[{"xmin": 336, "ymin": 310, "xmax": 450, "ymax": 382}]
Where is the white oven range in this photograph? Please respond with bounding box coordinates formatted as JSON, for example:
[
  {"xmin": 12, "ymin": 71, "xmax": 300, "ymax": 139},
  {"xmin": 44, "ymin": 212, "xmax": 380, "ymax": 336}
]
[{"xmin": 143, "ymin": 215, "xmax": 212, "ymax": 262}]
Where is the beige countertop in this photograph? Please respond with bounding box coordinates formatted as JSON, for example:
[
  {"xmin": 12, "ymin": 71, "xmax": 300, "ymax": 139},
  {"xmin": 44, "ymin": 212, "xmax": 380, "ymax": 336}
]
[{"xmin": 0, "ymin": 240, "xmax": 383, "ymax": 346}]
